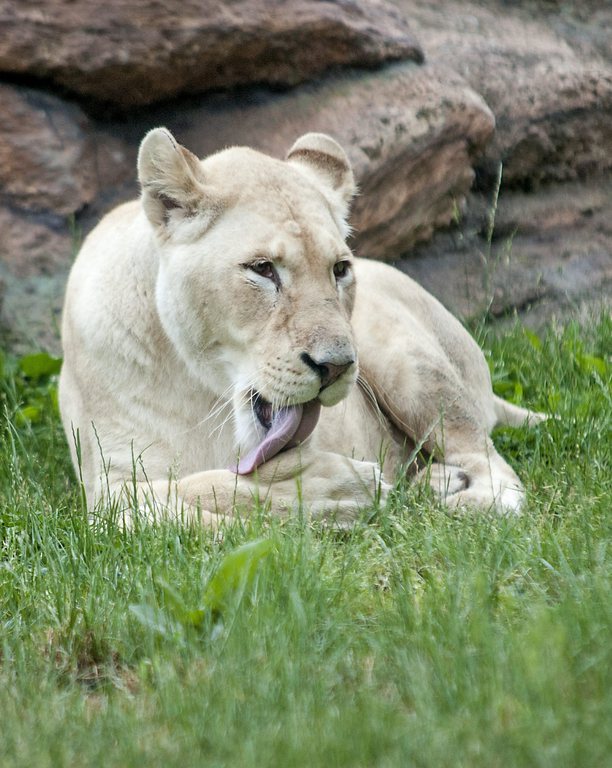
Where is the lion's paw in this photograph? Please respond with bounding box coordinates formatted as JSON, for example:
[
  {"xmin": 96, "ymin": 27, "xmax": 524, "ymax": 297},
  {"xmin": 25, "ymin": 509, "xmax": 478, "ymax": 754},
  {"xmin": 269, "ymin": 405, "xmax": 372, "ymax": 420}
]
[
  {"xmin": 289, "ymin": 453, "xmax": 389, "ymax": 521},
  {"xmin": 419, "ymin": 461, "xmax": 525, "ymax": 515}
]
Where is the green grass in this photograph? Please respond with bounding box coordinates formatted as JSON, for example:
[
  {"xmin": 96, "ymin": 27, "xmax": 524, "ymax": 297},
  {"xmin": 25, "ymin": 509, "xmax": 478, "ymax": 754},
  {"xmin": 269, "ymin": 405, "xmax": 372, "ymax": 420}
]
[{"xmin": 0, "ymin": 315, "xmax": 610, "ymax": 767}]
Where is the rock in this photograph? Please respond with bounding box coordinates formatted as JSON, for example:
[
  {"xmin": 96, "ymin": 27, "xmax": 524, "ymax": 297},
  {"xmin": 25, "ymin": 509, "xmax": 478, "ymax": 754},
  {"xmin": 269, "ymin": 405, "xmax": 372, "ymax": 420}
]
[
  {"xmin": 401, "ymin": 0, "xmax": 612, "ymax": 187},
  {"xmin": 0, "ymin": 83, "xmax": 97, "ymax": 215},
  {"xmin": 0, "ymin": 206, "xmax": 73, "ymax": 352},
  {"xmin": 0, "ymin": 267, "xmax": 67, "ymax": 354},
  {"xmin": 0, "ymin": 207, "xmax": 74, "ymax": 279},
  {"xmin": 396, "ymin": 179, "xmax": 612, "ymax": 324},
  {"xmin": 0, "ymin": 0, "xmax": 423, "ymax": 109},
  {"xmin": 347, "ymin": 68, "xmax": 494, "ymax": 258},
  {"xmin": 386, "ymin": 0, "xmax": 612, "ymax": 327},
  {"xmin": 510, "ymin": 1, "xmax": 612, "ymax": 66},
  {"xmin": 0, "ymin": 83, "xmax": 132, "ymax": 349}
]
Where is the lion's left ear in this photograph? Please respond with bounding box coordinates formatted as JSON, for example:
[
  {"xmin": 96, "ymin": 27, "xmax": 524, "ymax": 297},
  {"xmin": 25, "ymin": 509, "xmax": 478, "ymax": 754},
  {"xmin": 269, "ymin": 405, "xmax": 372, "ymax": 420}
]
[{"xmin": 286, "ymin": 133, "xmax": 356, "ymax": 233}]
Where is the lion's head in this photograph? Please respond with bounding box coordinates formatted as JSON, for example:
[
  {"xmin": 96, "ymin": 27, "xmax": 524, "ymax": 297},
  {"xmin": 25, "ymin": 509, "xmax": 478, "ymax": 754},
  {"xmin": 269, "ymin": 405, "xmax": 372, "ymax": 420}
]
[{"xmin": 137, "ymin": 128, "xmax": 359, "ymax": 472}]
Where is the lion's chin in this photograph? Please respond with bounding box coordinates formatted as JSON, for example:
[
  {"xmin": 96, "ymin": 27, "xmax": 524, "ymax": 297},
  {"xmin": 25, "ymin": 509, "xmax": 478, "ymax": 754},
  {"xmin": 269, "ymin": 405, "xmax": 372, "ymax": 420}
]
[{"xmin": 231, "ymin": 397, "xmax": 322, "ymax": 475}]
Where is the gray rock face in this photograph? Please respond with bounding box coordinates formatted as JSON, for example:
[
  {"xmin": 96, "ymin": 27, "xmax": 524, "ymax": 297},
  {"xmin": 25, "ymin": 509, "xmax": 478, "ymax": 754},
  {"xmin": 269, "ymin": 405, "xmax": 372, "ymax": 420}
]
[
  {"xmin": 0, "ymin": 0, "xmax": 422, "ymax": 108},
  {"xmin": 401, "ymin": 0, "xmax": 612, "ymax": 186},
  {"xmin": 0, "ymin": 84, "xmax": 97, "ymax": 216},
  {"xmin": 397, "ymin": 180, "xmax": 612, "ymax": 327}
]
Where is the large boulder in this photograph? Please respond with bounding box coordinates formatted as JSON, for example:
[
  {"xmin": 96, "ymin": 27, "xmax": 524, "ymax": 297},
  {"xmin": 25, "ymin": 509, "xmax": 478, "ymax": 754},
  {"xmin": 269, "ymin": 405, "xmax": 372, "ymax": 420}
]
[
  {"xmin": 0, "ymin": 83, "xmax": 97, "ymax": 215},
  {"xmin": 0, "ymin": 81, "xmax": 130, "ymax": 285},
  {"xmin": 0, "ymin": 84, "xmax": 130, "ymax": 350},
  {"xmin": 0, "ymin": 214, "xmax": 69, "ymax": 351},
  {"xmin": 401, "ymin": 0, "xmax": 612, "ymax": 186},
  {"xmin": 32, "ymin": 61, "xmax": 493, "ymax": 263},
  {"xmin": 398, "ymin": 179, "xmax": 612, "ymax": 325},
  {"xmin": 0, "ymin": 0, "xmax": 423, "ymax": 108}
]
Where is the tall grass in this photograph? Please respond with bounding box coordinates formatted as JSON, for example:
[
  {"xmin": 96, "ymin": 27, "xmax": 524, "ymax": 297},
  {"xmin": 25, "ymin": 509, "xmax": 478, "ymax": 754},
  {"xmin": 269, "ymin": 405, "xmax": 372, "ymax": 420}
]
[{"xmin": 0, "ymin": 315, "xmax": 610, "ymax": 767}]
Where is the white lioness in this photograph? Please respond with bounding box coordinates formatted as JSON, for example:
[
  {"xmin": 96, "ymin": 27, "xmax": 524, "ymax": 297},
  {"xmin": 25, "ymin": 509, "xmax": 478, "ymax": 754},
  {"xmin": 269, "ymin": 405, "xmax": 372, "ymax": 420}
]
[{"xmin": 60, "ymin": 128, "xmax": 544, "ymax": 524}]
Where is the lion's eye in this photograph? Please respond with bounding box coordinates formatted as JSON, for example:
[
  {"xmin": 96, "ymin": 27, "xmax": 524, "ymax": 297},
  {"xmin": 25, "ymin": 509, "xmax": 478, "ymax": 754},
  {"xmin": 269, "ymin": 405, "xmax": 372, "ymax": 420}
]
[
  {"xmin": 250, "ymin": 261, "xmax": 274, "ymax": 279},
  {"xmin": 246, "ymin": 260, "xmax": 280, "ymax": 289},
  {"xmin": 333, "ymin": 260, "xmax": 351, "ymax": 280}
]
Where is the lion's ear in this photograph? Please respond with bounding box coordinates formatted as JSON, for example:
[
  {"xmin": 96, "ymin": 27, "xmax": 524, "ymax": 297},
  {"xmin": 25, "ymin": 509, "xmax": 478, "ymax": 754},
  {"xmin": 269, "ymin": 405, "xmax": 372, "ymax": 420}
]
[
  {"xmin": 286, "ymin": 133, "xmax": 356, "ymax": 230},
  {"xmin": 138, "ymin": 127, "xmax": 205, "ymax": 230}
]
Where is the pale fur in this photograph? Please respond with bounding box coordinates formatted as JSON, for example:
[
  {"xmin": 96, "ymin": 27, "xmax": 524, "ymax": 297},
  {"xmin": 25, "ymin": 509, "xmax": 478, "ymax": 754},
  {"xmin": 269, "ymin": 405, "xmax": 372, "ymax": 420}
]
[{"xmin": 59, "ymin": 128, "xmax": 546, "ymax": 525}]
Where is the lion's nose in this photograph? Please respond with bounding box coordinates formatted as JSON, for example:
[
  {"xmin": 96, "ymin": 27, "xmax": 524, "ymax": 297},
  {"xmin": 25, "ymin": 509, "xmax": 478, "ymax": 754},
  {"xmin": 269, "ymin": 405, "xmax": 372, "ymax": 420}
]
[{"xmin": 301, "ymin": 353, "xmax": 354, "ymax": 389}]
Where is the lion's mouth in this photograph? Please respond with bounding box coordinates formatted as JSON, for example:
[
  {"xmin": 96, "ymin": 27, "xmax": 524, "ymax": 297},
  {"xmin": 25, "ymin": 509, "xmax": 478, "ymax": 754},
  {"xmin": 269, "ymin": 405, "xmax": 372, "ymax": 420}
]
[
  {"xmin": 231, "ymin": 392, "xmax": 322, "ymax": 475},
  {"xmin": 253, "ymin": 392, "xmax": 274, "ymax": 431}
]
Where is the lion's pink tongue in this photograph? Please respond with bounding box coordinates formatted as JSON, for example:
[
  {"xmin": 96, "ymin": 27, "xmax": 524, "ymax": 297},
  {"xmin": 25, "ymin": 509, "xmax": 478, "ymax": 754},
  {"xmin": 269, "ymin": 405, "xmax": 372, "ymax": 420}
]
[{"xmin": 232, "ymin": 400, "xmax": 321, "ymax": 475}]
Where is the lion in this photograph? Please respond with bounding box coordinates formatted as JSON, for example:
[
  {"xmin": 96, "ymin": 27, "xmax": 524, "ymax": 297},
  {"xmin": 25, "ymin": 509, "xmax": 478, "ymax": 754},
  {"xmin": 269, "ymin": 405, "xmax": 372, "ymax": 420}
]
[{"xmin": 59, "ymin": 128, "xmax": 545, "ymax": 525}]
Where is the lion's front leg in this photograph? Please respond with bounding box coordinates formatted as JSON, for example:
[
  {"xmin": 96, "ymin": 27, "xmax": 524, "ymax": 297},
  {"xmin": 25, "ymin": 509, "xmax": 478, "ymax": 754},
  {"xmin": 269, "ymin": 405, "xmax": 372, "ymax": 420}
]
[
  {"xmin": 101, "ymin": 471, "xmax": 266, "ymax": 527},
  {"xmin": 417, "ymin": 441, "xmax": 526, "ymax": 515},
  {"xmin": 179, "ymin": 449, "xmax": 389, "ymax": 525},
  {"xmin": 99, "ymin": 475, "xmax": 233, "ymax": 528},
  {"xmin": 104, "ymin": 448, "xmax": 388, "ymax": 527}
]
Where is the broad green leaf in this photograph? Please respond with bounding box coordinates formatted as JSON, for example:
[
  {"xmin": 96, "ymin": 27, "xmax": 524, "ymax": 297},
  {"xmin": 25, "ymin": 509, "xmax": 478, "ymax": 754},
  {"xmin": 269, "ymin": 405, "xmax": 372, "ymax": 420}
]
[
  {"xmin": 203, "ymin": 538, "xmax": 273, "ymax": 613},
  {"xmin": 155, "ymin": 578, "xmax": 208, "ymax": 627},
  {"xmin": 493, "ymin": 380, "xmax": 515, "ymax": 396},
  {"xmin": 128, "ymin": 603, "xmax": 180, "ymax": 639},
  {"xmin": 576, "ymin": 354, "xmax": 607, "ymax": 377},
  {"xmin": 182, "ymin": 608, "xmax": 208, "ymax": 628},
  {"xmin": 15, "ymin": 405, "xmax": 41, "ymax": 425},
  {"xmin": 523, "ymin": 328, "xmax": 542, "ymax": 350},
  {"xmin": 19, "ymin": 353, "xmax": 62, "ymax": 379},
  {"xmin": 513, "ymin": 381, "xmax": 524, "ymax": 402},
  {"xmin": 156, "ymin": 578, "xmax": 188, "ymax": 618}
]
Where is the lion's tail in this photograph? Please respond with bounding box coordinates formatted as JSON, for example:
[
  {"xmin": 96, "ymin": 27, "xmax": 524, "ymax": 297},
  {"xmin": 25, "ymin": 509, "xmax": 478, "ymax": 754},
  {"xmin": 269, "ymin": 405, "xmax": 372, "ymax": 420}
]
[{"xmin": 493, "ymin": 395, "xmax": 549, "ymax": 428}]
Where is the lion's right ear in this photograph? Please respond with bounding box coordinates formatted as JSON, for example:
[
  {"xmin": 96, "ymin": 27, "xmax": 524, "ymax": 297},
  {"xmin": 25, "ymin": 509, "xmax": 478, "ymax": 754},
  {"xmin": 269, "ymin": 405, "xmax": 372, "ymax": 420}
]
[
  {"xmin": 286, "ymin": 133, "xmax": 356, "ymax": 235},
  {"xmin": 137, "ymin": 127, "xmax": 205, "ymax": 230}
]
